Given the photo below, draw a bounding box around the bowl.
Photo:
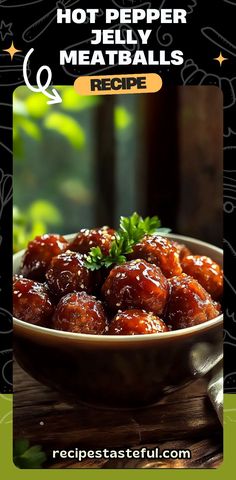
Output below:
[13,234,223,408]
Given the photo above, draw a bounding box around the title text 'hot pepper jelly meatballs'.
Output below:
[21,234,69,281]
[129,235,182,278]
[69,227,116,255]
[102,259,169,315]
[46,251,92,299]
[108,309,169,335]
[53,292,108,334]
[166,274,221,330]
[181,255,223,301]
[13,276,54,327]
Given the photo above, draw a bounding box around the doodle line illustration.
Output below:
[202,27,236,57]
[0,349,12,388]
[226,309,236,323]
[0,53,29,87]
[0,142,12,155]
[225,275,236,296]
[156,24,173,47]
[0,0,44,8]
[223,0,236,6]
[0,20,13,41]
[185,0,198,15]
[0,169,12,220]
[224,329,236,344]
[0,410,12,425]
[2,359,12,386]
[181,58,236,110]
[224,146,236,151]
[22,0,80,43]
[224,127,236,138]
[0,308,12,335]
[112,0,152,7]
[224,372,236,392]
[224,238,236,258]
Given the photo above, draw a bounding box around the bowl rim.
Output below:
[13,233,223,344]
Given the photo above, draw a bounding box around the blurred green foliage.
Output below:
[13,201,62,253]
[13,88,100,159]
[13,87,134,252]
[115,106,132,129]
[45,112,85,149]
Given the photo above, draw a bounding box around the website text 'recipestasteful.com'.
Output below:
[52,447,192,462]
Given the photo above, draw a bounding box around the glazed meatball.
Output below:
[181,255,223,301]
[171,240,191,261]
[69,227,115,255]
[13,276,54,327]
[108,309,169,335]
[46,251,91,299]
[102,259,169,316]
[53,292,108,334]
[21,234,69,281]
[166,274,221,330]
[129,235,182,278]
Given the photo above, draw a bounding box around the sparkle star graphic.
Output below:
[0,20,13,42]
[3,41,22,60]
[214,51,228,66]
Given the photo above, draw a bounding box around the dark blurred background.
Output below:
[13,86,222,252]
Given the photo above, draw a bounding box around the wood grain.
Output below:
[14,362,223,469]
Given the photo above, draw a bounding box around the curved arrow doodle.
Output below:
[23,48,62,105]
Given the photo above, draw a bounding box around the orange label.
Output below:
[74,74,162,96]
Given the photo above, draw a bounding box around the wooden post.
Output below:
[142,88,180,230]
[94,97,116,227]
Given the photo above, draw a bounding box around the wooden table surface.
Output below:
[14,362,223,469]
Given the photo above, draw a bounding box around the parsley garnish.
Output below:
[13,439,47,469]
[85,212,170,271]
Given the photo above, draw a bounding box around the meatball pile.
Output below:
[13,230,223,335]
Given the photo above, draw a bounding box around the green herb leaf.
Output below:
[85,213,171,271]
[13,440,47,469]
[84,246,104,271]
[13,439,30,457]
